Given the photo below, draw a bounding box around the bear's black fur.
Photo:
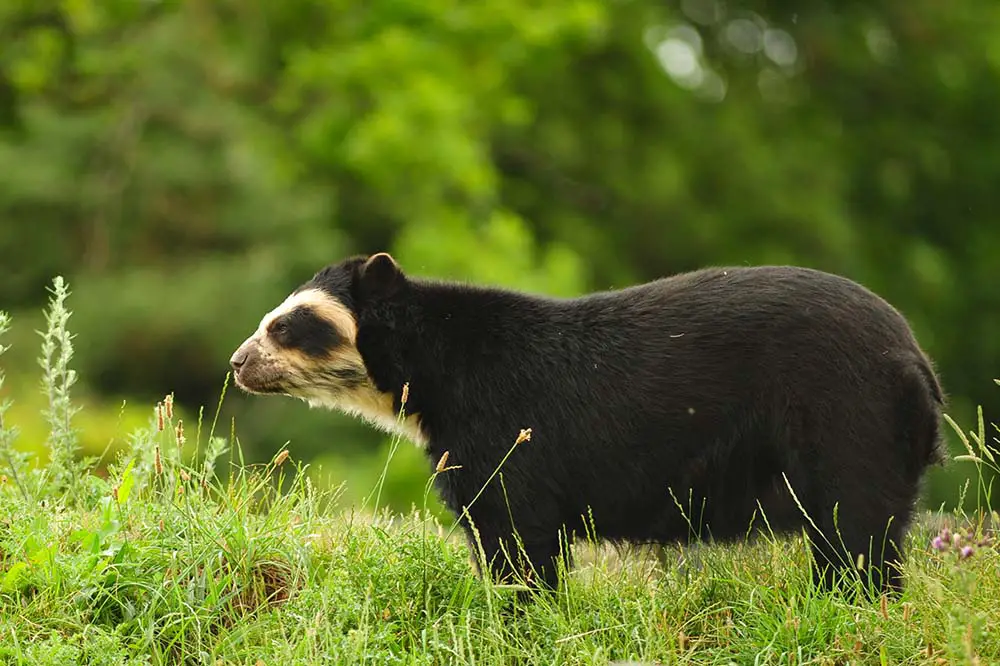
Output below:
[308,254,946,596]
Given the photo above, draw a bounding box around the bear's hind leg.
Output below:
[806,487,913,600]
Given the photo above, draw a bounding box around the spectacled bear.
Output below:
[229,252,946,598]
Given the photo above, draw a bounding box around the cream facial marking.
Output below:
[230,288,427,448]
[256,288,358,346]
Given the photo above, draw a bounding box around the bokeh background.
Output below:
[1,0,997,516]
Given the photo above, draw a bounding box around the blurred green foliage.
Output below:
[1,0,997,511]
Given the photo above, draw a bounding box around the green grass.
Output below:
[1,279,999,665]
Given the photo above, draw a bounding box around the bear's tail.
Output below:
[906,352,948,470]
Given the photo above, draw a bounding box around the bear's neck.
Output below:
[410,278,568,339]
[403,278,597,392]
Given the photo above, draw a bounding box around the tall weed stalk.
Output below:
[37,276,84,497]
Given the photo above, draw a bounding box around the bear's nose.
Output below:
[230,349,249,372]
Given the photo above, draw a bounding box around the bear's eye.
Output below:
[270,306,340,357]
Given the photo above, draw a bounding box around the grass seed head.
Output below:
[435,451,450,473]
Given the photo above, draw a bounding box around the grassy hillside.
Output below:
[1,282,997,665]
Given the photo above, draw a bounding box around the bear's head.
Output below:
[228,252,424,444]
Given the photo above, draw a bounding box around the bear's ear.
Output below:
[358,252,404,299]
